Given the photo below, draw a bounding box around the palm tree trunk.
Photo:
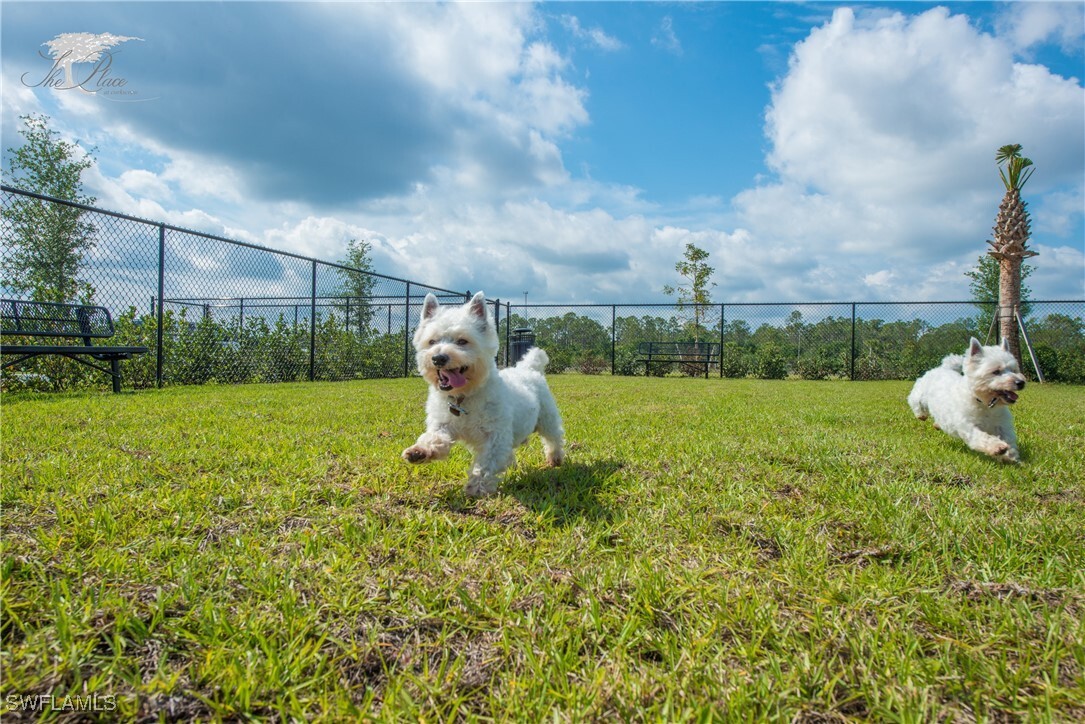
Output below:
[998,256,1022,366]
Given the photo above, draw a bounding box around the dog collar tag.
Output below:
[448,396,467,416]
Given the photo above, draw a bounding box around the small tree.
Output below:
[663,242,716,342]
[2,114,97,303]
[335,238,377,338]
[987,144,1038,366]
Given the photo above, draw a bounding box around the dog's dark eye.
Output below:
[992,368,1002,375]
[427,339,436,346]
[456,338,469,346]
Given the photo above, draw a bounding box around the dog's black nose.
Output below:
[432,353,449,368]
[1016,379,1026,390]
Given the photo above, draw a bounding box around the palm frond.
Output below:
[997,166,1011,191]
[995,148,1034,191]
[995,144,1022,165]
[1016,160,1035,190]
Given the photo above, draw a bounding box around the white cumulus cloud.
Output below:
[997,1,1085,54]
[736,5,1084,300]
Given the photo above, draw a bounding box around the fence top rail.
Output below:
[158,297,1085,312]
[502,300,1083,308]
[163,293,467,305]
[2,184,468,297]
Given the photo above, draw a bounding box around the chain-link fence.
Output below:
[1,186,467,391]
[3,185,1084,391]
[493,299,1085,383]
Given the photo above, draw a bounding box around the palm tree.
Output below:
[987,144,1038,367]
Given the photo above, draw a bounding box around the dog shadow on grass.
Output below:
[505,458,623,525]
[435,458,624,526]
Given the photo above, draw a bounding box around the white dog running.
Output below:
[402,292,566,496]
[907,337,1027,462]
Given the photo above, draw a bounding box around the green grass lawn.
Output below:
[2,376,1083,721]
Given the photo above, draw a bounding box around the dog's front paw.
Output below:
[985,440,1020,463]
[998,446,1021,464]
[402,445,431,464]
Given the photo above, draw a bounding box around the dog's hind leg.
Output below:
[535,395,566,467]
[906,386,929,421]
[465,432,515,497]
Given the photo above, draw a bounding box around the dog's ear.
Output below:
[1000,337,1010,352]
[468,291,488,322]
[967,337,983,357]
[421,294,440,321]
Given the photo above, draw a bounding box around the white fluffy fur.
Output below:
[402,291,565,496]
[907,337,1027,462]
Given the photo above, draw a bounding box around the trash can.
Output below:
[510,327,536,365]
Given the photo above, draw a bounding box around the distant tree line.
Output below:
[498,307,1085,383]
[3,299,1083,393]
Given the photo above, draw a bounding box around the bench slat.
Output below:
[1,299,114,338]
[635,341,721,378]
[1,345,149,357]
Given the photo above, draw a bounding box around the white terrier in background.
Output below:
[402,291,565,497]
[907,337,1027,463]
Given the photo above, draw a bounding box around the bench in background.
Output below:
[636,341,721,379]
[1,299,149,393]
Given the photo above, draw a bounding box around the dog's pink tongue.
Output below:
[440,368,467,388]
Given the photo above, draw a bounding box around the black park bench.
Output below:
[1,299,149,393]
[636,341,721,379]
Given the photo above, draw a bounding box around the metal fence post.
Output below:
[403,282,411,378]
[156,224,165,388]
[719,303,725,378]
[309,260,317,382]
[850,302,857,381]
[611,304,616,376]
[494,298,502,365]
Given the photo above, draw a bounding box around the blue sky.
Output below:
[2,1,1083,304]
